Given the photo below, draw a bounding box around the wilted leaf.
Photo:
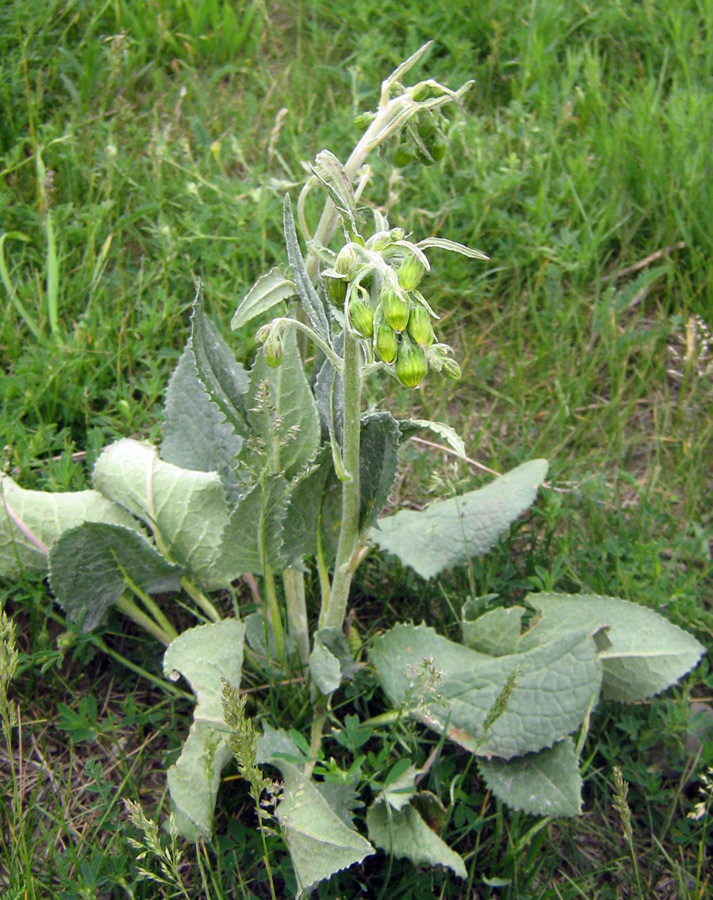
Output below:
[49,523,182,631]
[373,459,548,579]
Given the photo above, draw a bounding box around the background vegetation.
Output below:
[1,0,712,897]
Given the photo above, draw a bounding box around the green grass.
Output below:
[2,0,712,897]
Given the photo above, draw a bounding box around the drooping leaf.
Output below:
[518,593,705,702]
[372,459,549,579]
[230,266,297,332]
[247,329,321,479]
[478,737,583,817]
[160,340,245,505]
[49,523,182,631]
[189,285,251,436]
[398,418,466,459]
[257,731,374,895]
[283,195,332,343]
[0,474,140,578]
[416,236,489,260]
[369,622,602,760]
[366,799,466,879]
[92,439,229,587]
[359,411,401,535]
[163,620,246,839]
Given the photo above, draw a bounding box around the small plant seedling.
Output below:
[0,45,704,895]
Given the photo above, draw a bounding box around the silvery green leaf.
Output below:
[416,237,489,260]
[369,622,602,759]
[283,195,332,344]
[0,474,140,578]
[310,633,342,696]
[189,285,251,436]
[478,738,583,817]
[49,523,182,631]
[373,459,548,579]
[462,604,525,655]
[247,329,321,479]
[257,737,374,895]
[161,340,245,505]
[398,418,466,459]
[314,349,344,446]
[230,266,297,332]
[518,593,705,702]
[366,799,466,879]
[163,620,246,839]
[92,439,229,587]
[358,411,400,535]
[311,150,361,235]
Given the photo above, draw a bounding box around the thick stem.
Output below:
[181,576,222,623]
[115,593,174,646]
[122,571,178,642]
[320,332,362,631]
[283,567,309,670]
[264,564,285,661]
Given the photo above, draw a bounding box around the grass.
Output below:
[1,0,712,896]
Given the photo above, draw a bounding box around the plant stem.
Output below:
[283,567,309,670]
[263,565,285,661]
[321,331,362,631]
[115,592,174,646]
[122,571,178,642]
[180,576,222,623]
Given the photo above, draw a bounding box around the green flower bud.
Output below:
[353,111,376,129]
[349,300,374,338]
[369,230,391,252]
[394,143,415,167]
[263,334,283,368]
[416,111,438,142]
[395,339,428,388]
[407,305,435,347]
[375,323,398,363]
[335,245,358,279]
[325,275,347,305]
[430,129,448,161]
[397,256,425,292]
[389,227,405,242]
[380,288,410,332]
[441,357,462,380]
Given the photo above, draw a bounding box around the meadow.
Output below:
[1,1,712,897]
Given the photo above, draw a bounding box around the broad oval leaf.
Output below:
[49,522,183,632]
[92,439,229,587]
[369,622,602,760]
[478,737,583,817]
[373,459,548,579]
[0,474,139,578]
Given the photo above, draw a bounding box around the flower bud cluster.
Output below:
[393,109,448,168]
[322,226,461,389]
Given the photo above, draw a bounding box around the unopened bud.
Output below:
[375,323,399,363]
[395,339,428,388]
[263,334,283,367]
[394,143,415,167]
[325,275,347,305]
[380,288,410,332]
[349,300,374,338]
[407,305,435,347]
[441,357,462,380]
[389,227,405,242]
[369,231,391,252]
[397,256,425,292]
[335,245,358,279]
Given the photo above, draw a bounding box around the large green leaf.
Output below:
[366,800,466,879]
[92,439,229,587]
[0,474,139,578]
[163,620,246,839]
[359,411,401,535]
[247,329,321,479]
[519,593,705,702]
[478,738,583,817]
[372,459,548,579]
[369,622,602,760]
[161,340,245,505]
[230,266,297,332]
[257,728,374,895]
[49,523,182,631]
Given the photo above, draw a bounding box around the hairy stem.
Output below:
[180,576,222,623]
[321,331,362,631]
[283,567,309,670]
[115,592,174,646]
[122,570,179,642]
[264,564,285,661]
